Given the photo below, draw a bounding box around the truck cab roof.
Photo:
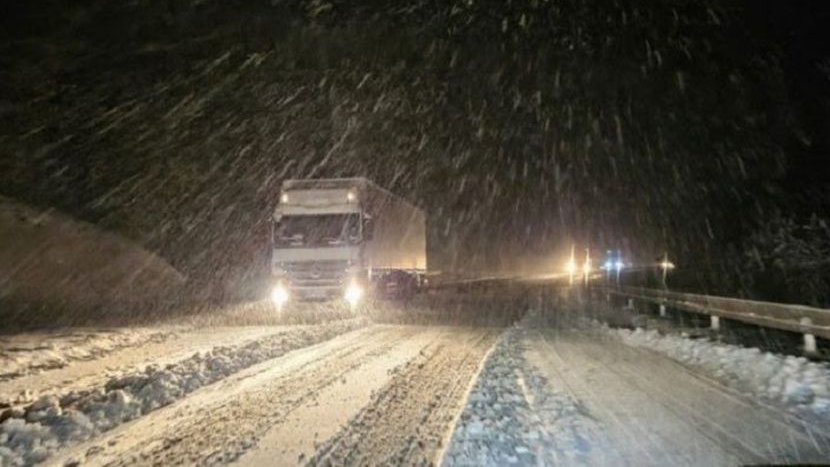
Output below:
[282,178,369,191]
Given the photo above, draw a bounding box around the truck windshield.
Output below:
[273,214,361,247]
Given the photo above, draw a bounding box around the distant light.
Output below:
[615,260,624,272]
[565,245,577,284]
[280,193,289,203]
[565,258,577,275]
[582,258,592,275]
[660,260,675,270]
[346,190,356,202]
[603,260,613,271]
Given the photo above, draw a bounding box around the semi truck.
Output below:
[270,178,426,308]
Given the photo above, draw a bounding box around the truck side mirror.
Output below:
[364,218,374,241]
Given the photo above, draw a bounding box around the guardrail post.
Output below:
[659,303,666,317]
[710,315,720,331]
[801,318,817,356]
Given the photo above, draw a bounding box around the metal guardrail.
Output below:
[424,274,519,289]
[598,286,830,341]
[422,275,830,349]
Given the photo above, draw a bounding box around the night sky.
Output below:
[1,0,828,301]
[747,1,830,202]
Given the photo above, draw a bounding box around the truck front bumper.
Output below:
[270,281,365,307]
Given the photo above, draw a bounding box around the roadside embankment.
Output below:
[0,197,185,329]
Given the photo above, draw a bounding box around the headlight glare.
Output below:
[344,281,363,307]
[271,283,289,307]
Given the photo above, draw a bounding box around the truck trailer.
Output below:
[270,178,426,307]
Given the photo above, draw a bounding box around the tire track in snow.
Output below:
[443,326,606,466]
[309,328,498,466]
[0,319,365,466]
[48,325,428,465]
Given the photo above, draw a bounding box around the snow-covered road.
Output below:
[30,325,497,466]
[445,317,830,466]
[0,319,367,465]
[3,299,830,466]
[527,328,828,464]
[0,326,302,408]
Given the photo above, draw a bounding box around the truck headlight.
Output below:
[344,281,363,307]
[271,282,289,307]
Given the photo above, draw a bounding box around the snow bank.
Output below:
[0,328,174,385]
[0,319,364,466]
[603,325,830,421]
[443,327,600,466]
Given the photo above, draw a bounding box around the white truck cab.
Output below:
[270,178,426,307]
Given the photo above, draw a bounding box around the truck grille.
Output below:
[282,260,349,288]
